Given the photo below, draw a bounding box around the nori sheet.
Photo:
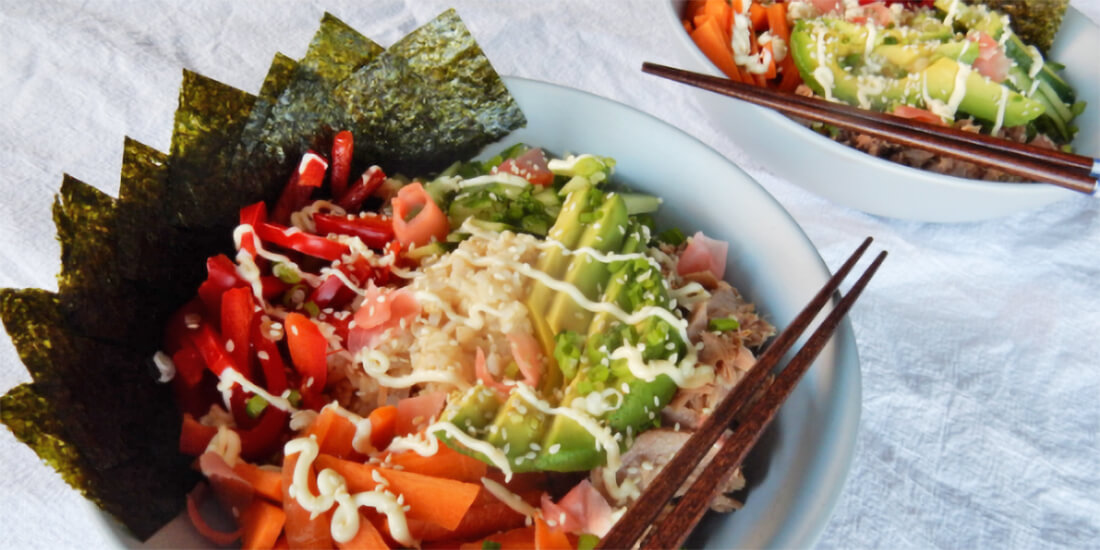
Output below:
[334,8,525,175]
[166,70,256,230]
[0,287,195,540]
[240,13,384,206]
[1,8,528,542]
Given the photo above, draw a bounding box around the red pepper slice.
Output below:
[173,345,206,388]
[197,254,248,322]
[313,212,394,250]
[330,131,354,198]
[220,287,255,377]
[252,323,289,394]
[238,201,268,258]
[336,165,386,212]
[284,313,328,410]
[254,222,350,261]
[188,322,239,378]
[238,408,289,460]
[164,298,204,355]
[272,151,328,224]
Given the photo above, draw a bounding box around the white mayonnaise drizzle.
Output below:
[610,344,714,390]
[215,367,298,413]
[481,477,539,518]
[356,348,470,390]
[284,437,414,545]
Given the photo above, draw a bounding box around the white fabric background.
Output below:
[1,1,1098,548]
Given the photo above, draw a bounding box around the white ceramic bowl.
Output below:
[102,76,861,549]
[662,2,1099,222]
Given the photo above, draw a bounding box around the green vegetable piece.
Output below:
[657,227,686,246]
[577,533,601,550]
[482,541,503,550]
[709,317,741,332]
[273,262,302,284]
[246,395,269,418]
[620,192,662,215]
[553,330,585,381]
[287,389,303,408]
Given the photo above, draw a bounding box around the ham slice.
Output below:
[348,281,420,353]
[539,479,614,537]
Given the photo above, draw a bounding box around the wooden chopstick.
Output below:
[641,248,888,549]
[641,62,1099,195]
[596,237,880,549]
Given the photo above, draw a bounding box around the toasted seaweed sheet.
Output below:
[241,13,384,205]
[335,9,525,175]
[982,0,1068,52]
[167,70,257,230]
[2,8,526,541]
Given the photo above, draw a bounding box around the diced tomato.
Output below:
[494,147,554,186]
[969,31,1010,83]
[313,212,394,250]
[391,182,449,248]
[330,131,354,198]
[891,104,948,126]
[254,222,350,261]
[336,165,386,212]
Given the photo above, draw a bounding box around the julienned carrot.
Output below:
[282,452,334,549]
[384,441,488,483]
[239,498,286,550]
[412,487,541,542]
[534,517,573,550]
[762,41,778,80]
[699,0,732,35]
[336,513,389,550]
[767,2,803,92]
[232,461,283,503]
[313,454,481,531]
[749,2,768,30]
[368,405,398,449]
[307,407,363,460]
[459,526,537,550]
[690,17,744,83]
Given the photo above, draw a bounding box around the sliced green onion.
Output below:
[286,389,302,408]
[303,301,321,317]
[245,395,269,418]
[481,541,502,550]
[577,534,600,550]
[273,262,301,284]
[657,227,686,246]
[708,317,741,332]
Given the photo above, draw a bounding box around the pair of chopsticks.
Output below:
[597,237,886,550]
[642,62,1099,195]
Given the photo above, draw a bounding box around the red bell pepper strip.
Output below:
[330,131,354,198]
[284,313,328,410]
[173,345,206,388]
[188,322,240,378]
[254,222,349,262]
[238,407,289,460]
[308,256,373,310]
[220,287,255,377]
[251,323,289,394]
[336,165,386,212]
[198,254,249,322]
[238,201,268,258]
[272,151,328,224]
[164,298,204,355]
[313,212,394,250]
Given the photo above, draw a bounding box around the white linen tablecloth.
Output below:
[2,1,1097,548]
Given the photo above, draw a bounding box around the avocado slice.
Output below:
[790,17,1044,126]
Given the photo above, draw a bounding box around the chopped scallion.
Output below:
[273,262,301,284]
[708,317,741,332]
[245,395,268,418]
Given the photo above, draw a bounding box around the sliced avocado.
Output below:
[543,193,628,336]
[525,186,599,357]
[790,17,1044,125]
